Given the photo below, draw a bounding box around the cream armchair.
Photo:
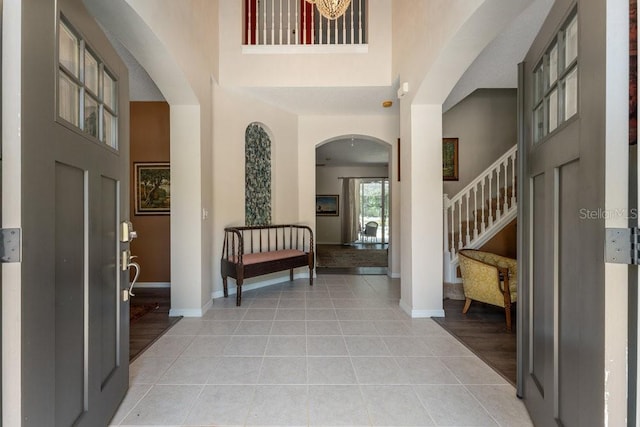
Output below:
[458,249,517,331]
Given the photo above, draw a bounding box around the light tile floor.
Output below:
[110,275,533,427]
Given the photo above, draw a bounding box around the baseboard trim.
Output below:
[399,299,445,318]
[212,272,312,299]
[169,298,213,318]
[388,271,401,279]
[135,282,171,288]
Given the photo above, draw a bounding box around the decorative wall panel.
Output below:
[245,123,272,225]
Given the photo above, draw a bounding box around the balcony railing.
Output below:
[244,0,367,46]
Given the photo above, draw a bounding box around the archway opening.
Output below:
[315,135,391,273]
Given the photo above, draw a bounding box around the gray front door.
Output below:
[519,0,629,425]
[11,0,130,424]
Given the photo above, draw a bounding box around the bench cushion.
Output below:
[237,249,306,265]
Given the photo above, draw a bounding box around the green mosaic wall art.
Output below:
[245,123,272,226]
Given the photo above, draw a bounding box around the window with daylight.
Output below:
[533,10,578,143]
[58,18,118,149]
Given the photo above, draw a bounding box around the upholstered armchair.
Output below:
[458,249,517,331]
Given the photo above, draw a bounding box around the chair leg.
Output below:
[462,298,472,314]
[504,302,512,332]
[222,276,228,298]
[236,279,243,306]
[290,268,294,281]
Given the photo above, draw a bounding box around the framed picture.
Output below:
[316,195,339,216]
[443,138,459,181]
[134,162,170,215]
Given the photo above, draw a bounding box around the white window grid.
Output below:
[57,17,118,150]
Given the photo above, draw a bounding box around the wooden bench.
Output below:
[221,224,314,306]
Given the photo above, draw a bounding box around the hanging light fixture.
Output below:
[314,0,352,20]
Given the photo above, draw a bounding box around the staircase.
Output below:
[443,144,517,283]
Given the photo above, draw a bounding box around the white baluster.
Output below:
[311,7,315,44]
[287,0,291,44]
[481,180,486,233]
[488,173,494,227]
[443,194,450,253]
[358,0,363,43]
[279,0,283,45]
[457,199,463,250]
[511,152,517,207]
[319,15,324,44]
[263,0,267,44]
[450,201,456,256]
[495,167,501,221]
[465,193,471,246]
[271,0,275,44]
[334,15,338,44]
[350,1,354,43]
[294,0,299,44]
[342,8,346,44]
[503,160,509,213]
[473,186,479,240]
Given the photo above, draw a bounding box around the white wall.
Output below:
[315,164,389,244]
[218,0,392,87]
[211,84,300,295]
[121,0,219,315]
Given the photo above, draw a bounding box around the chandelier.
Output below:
[305,0,352,20]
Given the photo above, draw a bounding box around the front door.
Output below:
[3,0,130,424]
[519,0,629,425]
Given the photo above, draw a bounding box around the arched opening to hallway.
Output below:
[315,135,392,274]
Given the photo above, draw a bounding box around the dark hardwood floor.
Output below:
[129,287,181,361]
[433,298,517,385]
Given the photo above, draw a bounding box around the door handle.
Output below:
[127,258,140,297]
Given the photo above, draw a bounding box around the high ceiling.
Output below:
[107,0,554,168]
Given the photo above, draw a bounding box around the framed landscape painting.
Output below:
[316,195,339,216]
[443,138,459,181]
[135,162,170,215]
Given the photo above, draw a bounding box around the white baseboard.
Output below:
[169,298,213,318]
[135,282,171,288]
[388,271,401,279]
[212,272,312,299]
[399,299,445,318]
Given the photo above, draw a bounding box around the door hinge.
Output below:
[0,228,21,263]
[605,227,639,264]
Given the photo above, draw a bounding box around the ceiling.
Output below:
[316,137,390,167]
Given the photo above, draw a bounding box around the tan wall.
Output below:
[130,101,171,283]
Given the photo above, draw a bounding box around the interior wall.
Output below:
[442,88,517,197]
[315,164,389,244]
[130,102,171,283]
[211,84,300,296]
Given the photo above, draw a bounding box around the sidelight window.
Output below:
[533,11,578,143]
[57,18,118,149]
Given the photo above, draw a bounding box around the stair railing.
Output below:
[443,144,517,282]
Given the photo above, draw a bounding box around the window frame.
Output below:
[57,16,119,150]
[532,9,578,144]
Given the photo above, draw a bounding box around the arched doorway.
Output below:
[315,135,391,273]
